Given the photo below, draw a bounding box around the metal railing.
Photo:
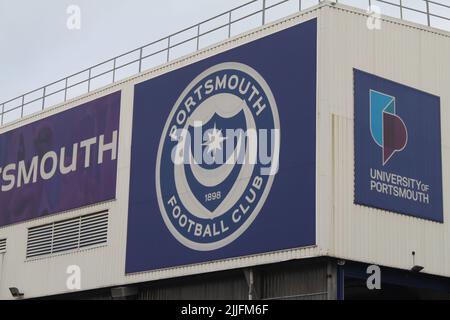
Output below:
[1,0,449,126]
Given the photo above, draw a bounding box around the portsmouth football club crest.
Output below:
[156,62,280,251]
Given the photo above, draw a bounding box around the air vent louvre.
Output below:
[0,238,6,253]
[26,211,108,258]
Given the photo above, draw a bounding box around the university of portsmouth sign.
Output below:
[126,19,317,272]
[354,69,443,222]
[0,92,121,227]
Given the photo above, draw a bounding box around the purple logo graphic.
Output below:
[370,90,408,165]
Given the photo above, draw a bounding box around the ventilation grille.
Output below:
[26,211,108,258]
[0,238,6,254]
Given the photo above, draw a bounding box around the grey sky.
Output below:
[0,0,249,102]
[0,0,449,106]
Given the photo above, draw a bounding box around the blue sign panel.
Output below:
[0,92,120,227]
[354,69,443,222]
[126,19,317,273]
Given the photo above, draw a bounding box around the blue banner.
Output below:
[0,92,120,227]
[354,69,443,222]
[126,19,317,272]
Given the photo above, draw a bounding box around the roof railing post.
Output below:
[196,24,201,51]
[21,95,25,118]
[399,0,403,19]
[112,58,116,83]
[167,36,171,62]
[426,0,431,27]
[87,68,92,92]
[1,103,4,125]
[64,78,68,102]
[139,48,143,73]
[262,0,266,25]
[228,11,232,38]
[42,87,46,110]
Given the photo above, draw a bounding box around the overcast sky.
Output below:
[0,0,250,103]
[0,0,449,106]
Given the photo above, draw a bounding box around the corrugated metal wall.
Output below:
[259,261,328,300]
[317,4,450,277]
[138,271,248,300]
[137,260,329,300]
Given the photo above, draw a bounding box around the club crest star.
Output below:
[202,124,227,156]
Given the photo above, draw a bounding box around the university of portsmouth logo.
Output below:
[370,90,408,165]
[156,62,280,251]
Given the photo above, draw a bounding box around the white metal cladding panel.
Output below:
[316,4,450,277]
[0,6,325,299]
